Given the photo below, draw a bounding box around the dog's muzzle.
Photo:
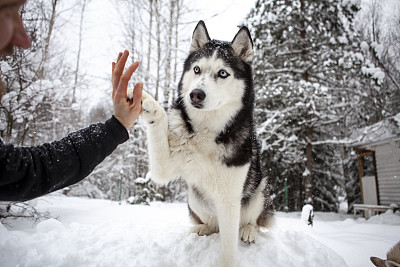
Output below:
[190,89,206,109]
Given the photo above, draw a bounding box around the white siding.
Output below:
[374,140,400,205]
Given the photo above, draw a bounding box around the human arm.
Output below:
[0,50,143,201]
[0,116,128,201]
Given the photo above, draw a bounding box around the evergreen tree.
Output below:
[247,0,368,211]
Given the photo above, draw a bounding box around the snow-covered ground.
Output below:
[1,195,399,267]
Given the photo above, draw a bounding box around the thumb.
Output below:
[131,83,143,106]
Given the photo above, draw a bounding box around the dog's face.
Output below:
[180,21,254,112]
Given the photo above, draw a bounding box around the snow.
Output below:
[303,168,311,177]
[370,42,384,59]
[337,36,348,44]
[1,195,399,267]
[135,177,150,185]
[360,41,369,53]
[349,112,400,147]
[0,61,12,73]
[361,65,385,84]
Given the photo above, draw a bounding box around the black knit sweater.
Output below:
[0,116,128,201]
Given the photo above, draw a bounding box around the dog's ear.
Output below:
[386,260,400,267]
[370,257,386,267]
[231,26,254,63]
[190,20,211,52]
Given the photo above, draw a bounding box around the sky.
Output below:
[191,0,257,40]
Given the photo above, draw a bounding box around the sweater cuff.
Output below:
[106,116,129,144]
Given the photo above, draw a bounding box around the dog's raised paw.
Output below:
[141,91,165,124]
[127,87,134,101]
[240,224,258,244]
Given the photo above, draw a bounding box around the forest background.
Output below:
[0,0,399,213]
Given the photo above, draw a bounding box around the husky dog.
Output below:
[137,20,274,267]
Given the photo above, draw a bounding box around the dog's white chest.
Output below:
[169,129,222,169]
[167,121,249,194]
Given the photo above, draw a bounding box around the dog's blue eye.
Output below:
[218,70,229,79]
[194,66,201,74]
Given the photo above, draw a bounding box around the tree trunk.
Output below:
[69,0,87,133]
[172,0,180,102]
[72,0,87,104]
[163,0,176,110]
[38,0,58,79]
[300,0,313,205]
[145,0,153,84]
[154,0,161,101]
[304,126,313,204]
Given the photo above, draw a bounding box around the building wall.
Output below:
[374,140,400,206]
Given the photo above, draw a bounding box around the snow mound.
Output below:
[365,210,400,225]
[241,230,347,267]
[0,197,348,267]
[3,196,400,267]
[0,221,346,267]
[36,218,65,233]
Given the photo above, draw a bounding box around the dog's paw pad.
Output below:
[240,224,258,244]
[141,91,164,124]
[127,87,134,100]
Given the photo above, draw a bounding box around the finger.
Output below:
[130,82,143,108]
[130,61,140,74]
[112,51,129,97]
[113,51,127,80]
[116,51,123,63]
[115,50,129,73]
[112,52,122,75]
[115,61,140,100]
[112,61,116,99]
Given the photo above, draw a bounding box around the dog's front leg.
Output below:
[141,91,176,184]
[216,200,241,267]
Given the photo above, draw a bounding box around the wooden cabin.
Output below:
[351,114,400,218]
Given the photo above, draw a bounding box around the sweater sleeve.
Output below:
[0,116,129,202]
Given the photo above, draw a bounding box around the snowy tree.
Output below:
[246,0,375,211]
[127,173,164,205]
[356,0,400,119]
[0,0,76,146]
[112,0,191,202]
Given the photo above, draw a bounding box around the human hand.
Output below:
[112,50,143,130]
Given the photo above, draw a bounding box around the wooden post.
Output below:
[356,150,365,204]
[372,151,380,205]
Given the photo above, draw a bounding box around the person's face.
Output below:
[0,0,31,56]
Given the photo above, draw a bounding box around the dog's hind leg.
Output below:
[188,198,219,236]
[239,183,264,243]
[189,224,218,236]
[256,182,275,229]
[240,180,275,243]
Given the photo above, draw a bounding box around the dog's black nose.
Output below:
[190,89,206,103]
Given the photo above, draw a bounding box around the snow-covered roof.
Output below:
[350,113,400,148]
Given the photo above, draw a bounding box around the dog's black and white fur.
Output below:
[136,21,274,267]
